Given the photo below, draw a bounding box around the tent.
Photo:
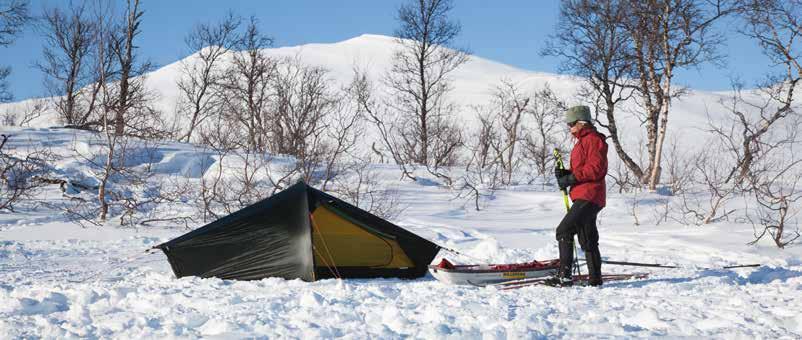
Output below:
[155,181,440,281]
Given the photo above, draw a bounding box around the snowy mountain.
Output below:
[0,34,742,149]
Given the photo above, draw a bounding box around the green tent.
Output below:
[156,181,440,281]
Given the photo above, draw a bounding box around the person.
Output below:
[546,105,608,287]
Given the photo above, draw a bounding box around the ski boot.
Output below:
[586,250,603,287]
[545,238,575,287]
[543,274,573,287]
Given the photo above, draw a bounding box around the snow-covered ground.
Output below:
[1,126,801,338]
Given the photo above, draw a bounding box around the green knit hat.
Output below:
[565,105,592,124]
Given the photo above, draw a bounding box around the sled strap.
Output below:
[440,245,486,263]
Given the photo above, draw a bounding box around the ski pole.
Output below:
[553,148,571,212]
[598,260,677,269]
[722,264,761,269]
[581,259,762,270]
[553,148,580,278]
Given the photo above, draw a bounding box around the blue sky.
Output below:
[2,0,772,101]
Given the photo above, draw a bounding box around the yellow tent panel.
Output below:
[311,206,414,268]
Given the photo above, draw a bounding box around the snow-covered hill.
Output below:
[0,34,744,150]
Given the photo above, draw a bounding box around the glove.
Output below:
[557,174,577,190]
[554,167,571,181]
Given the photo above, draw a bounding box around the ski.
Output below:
[488,272,649,290]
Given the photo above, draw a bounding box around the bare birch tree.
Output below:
[0,98,46,126]
[176,12,240,142]
[67,0,164,223]
[331,157,405,220]
[37,1,98,127]
[547,0,732,190]
[456,105,504,211]
[623,0,731,190]
[317,73,367,190]
[544,0,639,180]
[385,0,468,182]
[0,0,29,103]
[521,84,567,181]
[352,67,417,179]
[748,155,802,248]
[269,57,354,186]
[194,112,275,220]
[489,79,529,185]
[681,0,802,228]
[735,0,802,183]
[107,0,154,136]
[269,59,332,156]
[218,16,276,152]
[0,134,54,212]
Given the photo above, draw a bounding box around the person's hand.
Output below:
[557,174,577,190]
[554,167,571,180]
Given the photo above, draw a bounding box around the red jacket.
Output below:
[569,127,608,207]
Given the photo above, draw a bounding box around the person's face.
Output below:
[568,121,582,135]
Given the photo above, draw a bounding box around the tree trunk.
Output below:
[648,12,674,191]
[648,95,670,190]
[418,49,429,165]
[98,133,114,221]
[604,97,646,180]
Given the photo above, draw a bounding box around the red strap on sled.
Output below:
[436,258,455,269]
[490,259,560,271]
[435,258,559,271]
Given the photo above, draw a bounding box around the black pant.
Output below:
[555,199,602,282]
